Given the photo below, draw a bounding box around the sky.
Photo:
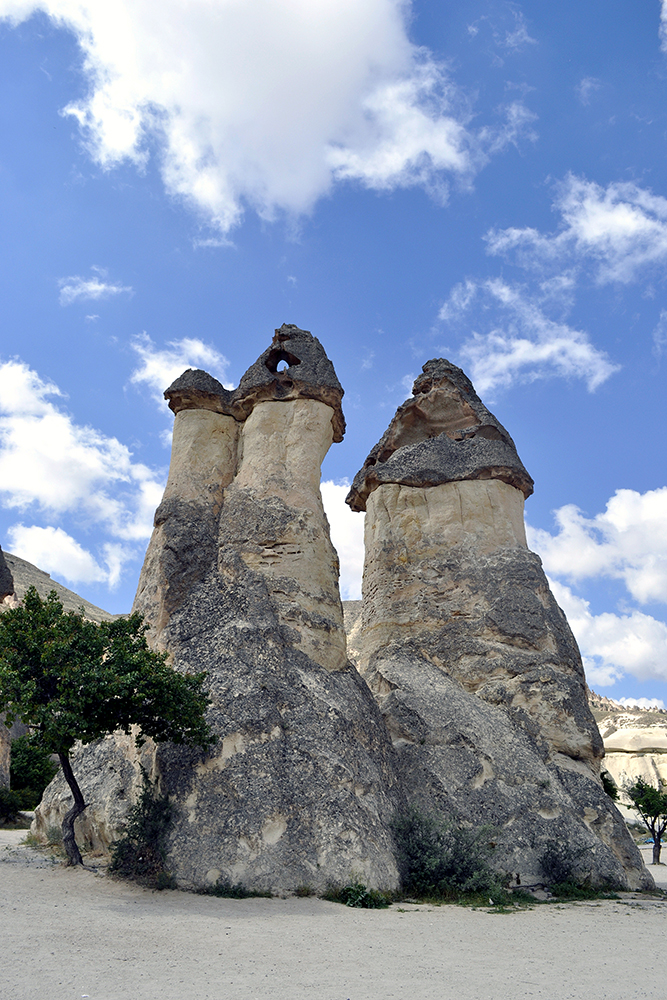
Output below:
[0,0,666,708]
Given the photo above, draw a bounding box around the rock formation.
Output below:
[590,700,667,805]
[346,359,651,889]
[34,343,652,892]
[38,325,400,892]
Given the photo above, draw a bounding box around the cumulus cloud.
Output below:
[440,277,618,394]
[661,1,667,53]
[549,579,667,687]
[0,0,534,233]
[617,697,666,711]
[7,523,109,585]
[528,487,667,606]
[58,266,132,305]
[486,174,667,284]
[130,333,231,404]
[0,358,165,585]
[321,480,364,600]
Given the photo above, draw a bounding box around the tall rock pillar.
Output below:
[132,325,399,891]
[347,359,651,889]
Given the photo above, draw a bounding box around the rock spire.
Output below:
[39,326,400,892]
[345,358,651,889]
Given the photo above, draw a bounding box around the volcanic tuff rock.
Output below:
[591,702,667,806]
[38,325,400,892]
[345,359,651,890]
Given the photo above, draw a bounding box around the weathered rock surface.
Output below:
[1,551,117,623]
[346,359,651,890]
[38,326,400,892]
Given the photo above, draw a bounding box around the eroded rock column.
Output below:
[39,326,400,893]
[347,359,651,890]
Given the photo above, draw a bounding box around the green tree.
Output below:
[10,733,58,809]
[0,586,214,866]
[626,777,667,865]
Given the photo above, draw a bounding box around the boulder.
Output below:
[345,359,652,889]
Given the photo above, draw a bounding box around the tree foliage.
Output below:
[626,777,667,866]
[0,586,214,865]
[10,734,58,809]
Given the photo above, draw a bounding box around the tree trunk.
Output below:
[653,837,661,866]
[58,752,86,867]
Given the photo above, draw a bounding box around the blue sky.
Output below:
[1,0,666,707]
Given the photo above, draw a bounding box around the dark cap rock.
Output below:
[234,324,345,441]
[165,369,235,416]
[164,325,345,442]
[346,358,533,511]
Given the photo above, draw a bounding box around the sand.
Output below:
[1,829,666,1000]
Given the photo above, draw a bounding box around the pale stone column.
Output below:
[133,407,239,647]
[229,398,346,672]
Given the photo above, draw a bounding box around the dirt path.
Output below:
[1,830,666,1000]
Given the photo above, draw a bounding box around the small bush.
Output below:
[539,839,591,887]
[391,808,507,902]
[601,770,619,801]
[109,769,175,890]
[202,877,271,899]
[46,824,63,846]
[321,881,391,908]
[10,735,58,809]
[0,787,22,824]
[294,884,315,897]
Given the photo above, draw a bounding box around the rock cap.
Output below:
[346,358,533,511]
[165,325,345,442]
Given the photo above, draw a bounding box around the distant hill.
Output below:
[2,552,120,624]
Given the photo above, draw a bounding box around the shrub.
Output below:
[201,878,272,899]
[601,770,619,801]
[10,735,58,810]
[539,839,591,887]
[109,769,176,889]
[391,808,506,902]
[321,881,391,908]
[0,787,22,824]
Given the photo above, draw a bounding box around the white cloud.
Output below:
[653,309,667,357]
[528,487,667,606]
[486,174,667,284]
[576,77,601,105]
[617,697,666,711]
[0,358,165,585]
[130,333,231,403]
[321,480,364,600]
[466,5,537,54]
[58,267,132,305]
[501,7,536,51]
[549,579,667,687]
[7,524,109,586]
[661,1,667,53]
[440,277,618,394]
[0,0,534,233]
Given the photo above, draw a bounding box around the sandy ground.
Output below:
[1,830,666,1000]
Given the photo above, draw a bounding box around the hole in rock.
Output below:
[265,348,301,374]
